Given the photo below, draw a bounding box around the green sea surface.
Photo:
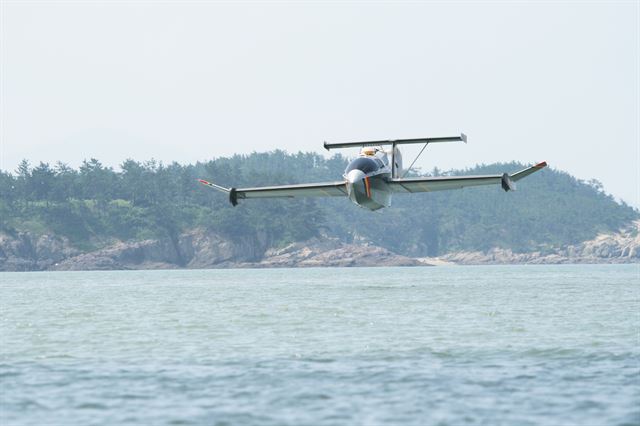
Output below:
[1,265,638,425]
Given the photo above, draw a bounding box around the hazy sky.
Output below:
[1,1,638,206]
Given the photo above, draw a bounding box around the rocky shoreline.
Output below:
[424,221,640,265]
[0,231,422,271]
[1,222,638,272]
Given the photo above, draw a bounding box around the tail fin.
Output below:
[390,146,403,178]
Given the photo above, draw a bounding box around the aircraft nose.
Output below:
[346,169,366,184]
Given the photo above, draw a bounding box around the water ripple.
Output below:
[0,265,638,426]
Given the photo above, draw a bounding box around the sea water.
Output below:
[0,265,638,426]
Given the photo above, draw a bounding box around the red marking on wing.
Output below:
[535,161,548,168]
[198,179,211,185]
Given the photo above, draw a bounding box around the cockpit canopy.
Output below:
[360,146,378,156]
[345,157,384,174]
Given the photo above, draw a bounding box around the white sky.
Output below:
[1,1,638,206]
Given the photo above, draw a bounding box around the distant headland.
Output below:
[1,152,637,271]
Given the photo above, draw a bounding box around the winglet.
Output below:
[461,133,468,143]
[510,161,548,182]
[198,179,231,193]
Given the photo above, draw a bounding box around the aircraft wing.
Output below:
[388,162,547,193]
[198,179,348,206]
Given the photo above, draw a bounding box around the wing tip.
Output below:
[535,161,548,169]
[198,178,231,193]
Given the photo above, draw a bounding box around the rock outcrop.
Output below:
[424,221,640,265]
[177,230,268,268]
[248,238,422,268]
[52,230,269,271]
[579,222,640,259]
[0,233,80,271]
[53,239,179,271]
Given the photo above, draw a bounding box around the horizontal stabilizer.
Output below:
[324,134,467,150]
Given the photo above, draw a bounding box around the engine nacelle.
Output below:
[501,173,516,192]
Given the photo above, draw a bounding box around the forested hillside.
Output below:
[0,152,636,257]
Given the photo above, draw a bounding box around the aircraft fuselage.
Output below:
[344,148,394,211]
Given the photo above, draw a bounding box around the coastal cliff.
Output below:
[1,222,637,271]
[0,229,421,271]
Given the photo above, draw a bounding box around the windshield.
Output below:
[345,157,381,174]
